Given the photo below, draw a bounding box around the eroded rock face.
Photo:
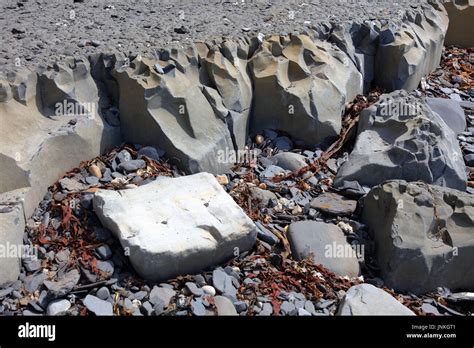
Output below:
[249,35,363,145]
[335,91,467,191]
[0,59,121,285]
[444,0,474,48]
[93,173,257,282]
[113,55,236,174]
[0,59,121,218]
[330,21,379,92]
[361,180,474,294]
[374,2,448,91]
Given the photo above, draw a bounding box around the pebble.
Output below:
[310,192,357,216]
[304,300,317,315]
[212,269,238,300]
[24,273,48,293]
[42,212,50,227]
[89,164,102,178]
[255,134,264,145]
[83,295,113,316]
[216,174,229,185]
[137,146,161,162]
[96,287,110,301]
[59,177,86,192]
[23,258,42,272]
[46,299,71,316]
[131,291,147,301]
[255,222,279,245]
[85,176,100,185]
[280,301,297,316]
[43,269,80,297]
[96,260,114,276]
[257,303,273,316]
[201,285,216,296]
[233,301,248,313]
[194,274,206,287]
[465,154,474,166]
[96,245,113,260]
[185,282,204,297]
[118,160,146,173]
[141,301,153,316]
[114,150,132,165]
[149,286,175,308]
[191,299,207,316]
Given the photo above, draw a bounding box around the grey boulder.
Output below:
[335,92,467,191]
[288,221,360,277]
[361,180,474,294]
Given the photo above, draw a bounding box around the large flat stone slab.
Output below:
[93,173,257,281]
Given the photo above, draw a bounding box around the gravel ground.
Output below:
[0,0,428,72]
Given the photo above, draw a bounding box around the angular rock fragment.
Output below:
[361,180,474,294]
[335,92,467,191]
[310,192,357,216]
[93,173,257,281]
[288,221,360,277]
[337,284,415,315]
